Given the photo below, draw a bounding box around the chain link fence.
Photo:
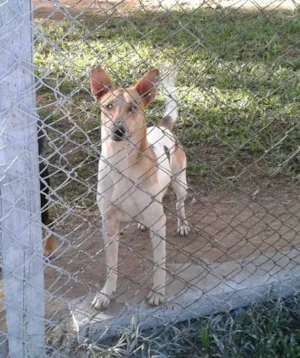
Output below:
[1,0,300,356]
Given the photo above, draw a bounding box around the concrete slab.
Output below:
[70,249,300,343]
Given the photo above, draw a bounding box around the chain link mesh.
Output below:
[1,0,300,356]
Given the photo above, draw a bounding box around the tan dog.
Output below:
[90,67,189,309]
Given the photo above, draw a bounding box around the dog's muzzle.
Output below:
[111,125,126,141]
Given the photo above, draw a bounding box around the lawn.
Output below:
[34,7,300,208]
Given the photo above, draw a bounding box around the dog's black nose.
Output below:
[111,125,126,141]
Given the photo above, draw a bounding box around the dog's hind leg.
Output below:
[171,169,190,236]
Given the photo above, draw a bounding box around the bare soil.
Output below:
[44,183,300,320]
[33,0,297,20]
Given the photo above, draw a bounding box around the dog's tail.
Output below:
[159,70,178,131]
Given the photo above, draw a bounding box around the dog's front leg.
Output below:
[146,212,167,306]
[92,213,120,309]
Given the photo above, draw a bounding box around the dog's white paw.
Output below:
[137,223,147,232]
[146,290,166,306]
[177,222,190,236]
[91,292,111,310]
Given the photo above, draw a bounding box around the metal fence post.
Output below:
[0,0,45,357]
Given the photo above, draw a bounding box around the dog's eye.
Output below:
[129,105,137,113]
[105,103,113,110]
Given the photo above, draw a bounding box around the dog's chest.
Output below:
[97,158,148,218]
[98,159,133,194]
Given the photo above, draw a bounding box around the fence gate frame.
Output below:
[0,0,45,357]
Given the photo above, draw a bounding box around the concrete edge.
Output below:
[69,249,300,343]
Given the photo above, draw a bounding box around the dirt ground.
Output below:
[43,182,300,320]
[33,0,298,20]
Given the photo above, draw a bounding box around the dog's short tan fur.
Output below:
[90,67,189,309]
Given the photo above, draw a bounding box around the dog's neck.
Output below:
[101,126,157,176]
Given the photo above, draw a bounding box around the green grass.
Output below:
[47,295,300,357]
[34,8,300,206]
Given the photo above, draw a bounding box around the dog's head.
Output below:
[90,67,159,142]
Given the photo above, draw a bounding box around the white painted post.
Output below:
[0,0,46,357]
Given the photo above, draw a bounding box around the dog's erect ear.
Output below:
[134,69,159,107]
[90,67,113,100]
